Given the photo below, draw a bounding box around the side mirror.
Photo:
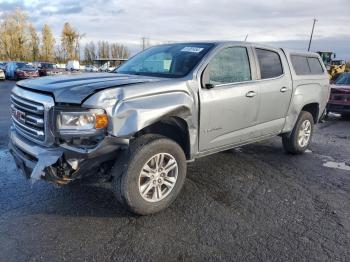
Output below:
[201,65,214,89]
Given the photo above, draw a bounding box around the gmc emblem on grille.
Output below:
[12,107,26,123]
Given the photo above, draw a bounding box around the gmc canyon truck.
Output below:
[9,42,330,215]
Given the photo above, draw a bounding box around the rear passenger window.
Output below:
[307,57,324,74]
[291,55,324,75]
[255,48,283,79]
[291,56,310,75]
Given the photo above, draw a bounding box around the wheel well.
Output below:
[301,103,319,123]
[134,117,191,159]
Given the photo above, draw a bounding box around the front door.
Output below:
[199,46,260,152]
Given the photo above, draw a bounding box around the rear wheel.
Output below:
[282,111,314,154]
[112,134,187,215]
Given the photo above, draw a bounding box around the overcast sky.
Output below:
[1,0,350,59]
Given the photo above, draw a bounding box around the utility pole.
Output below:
[308,18,317,51]
[142,37,145,51]
[141,37,148,51]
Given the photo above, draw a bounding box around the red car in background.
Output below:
[37,62,62,76]
[327,73,350,117]
[5,62,39,80]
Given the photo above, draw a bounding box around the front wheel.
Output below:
[282,111,314,154]
[112,134,187,215]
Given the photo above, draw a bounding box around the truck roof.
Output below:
[157,41,320,56]
[282,48,321,57]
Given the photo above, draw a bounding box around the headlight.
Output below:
[57,109,108,133]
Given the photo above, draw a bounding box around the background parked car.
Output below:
[65,60,80,71]
[0,69,5,80]
[5,62,39,80]
[85,65,98,72]
[99,62,116,72]
[37,62,62,76]
[0,61,7,70]
[327,72,350,117]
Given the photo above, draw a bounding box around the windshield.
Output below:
[332,60,344,66]
[41,63,56,69]
[318,52,332,67]
[115,43,214,78]
[335,74,350,85]
[17,62,34,69]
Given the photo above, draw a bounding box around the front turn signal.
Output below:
[94,114,108,129]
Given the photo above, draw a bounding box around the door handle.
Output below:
[246,91,256,98]
[280,87,288,93]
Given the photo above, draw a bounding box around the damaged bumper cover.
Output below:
[8,126,127,184]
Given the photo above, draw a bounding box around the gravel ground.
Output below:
[0,80,349,262]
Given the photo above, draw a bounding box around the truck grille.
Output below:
[11,86,55,146]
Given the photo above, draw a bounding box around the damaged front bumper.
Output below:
[9,126,128,184]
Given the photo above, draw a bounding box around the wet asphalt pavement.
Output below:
[0,80,349,261]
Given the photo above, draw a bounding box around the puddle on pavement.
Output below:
[305,149,312,153]
[323,161,350,171]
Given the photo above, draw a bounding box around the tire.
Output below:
[324,109,329,119]
[112,134,187,215]
[282,111,314,154]
[341,114,350,120]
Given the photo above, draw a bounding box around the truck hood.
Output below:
[17,73,164,104]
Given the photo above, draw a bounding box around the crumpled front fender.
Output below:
[82,81,199,158]
[110,91,194,137]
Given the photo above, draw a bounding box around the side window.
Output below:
[255,48,283,79]
[307,57,324,74]
[291,55,310,75]
[291,55,324,75]
[208,47,251,85]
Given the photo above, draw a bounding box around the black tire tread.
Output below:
[282,111,314,154]
[111,134,186,215]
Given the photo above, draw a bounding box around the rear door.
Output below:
[253,47,293,135]
[199,45,261,151]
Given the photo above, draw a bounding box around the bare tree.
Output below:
[110,42,130,59]
[41,24,55,62]
[98,41,110,58]
[54,45,65,63]
[27,23,40,61]
[84,41,97,64]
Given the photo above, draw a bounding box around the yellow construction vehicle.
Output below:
[317,51,347,80]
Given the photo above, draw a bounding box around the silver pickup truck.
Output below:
[9,41,330,215]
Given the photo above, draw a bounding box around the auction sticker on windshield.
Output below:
[181,47,204,53]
